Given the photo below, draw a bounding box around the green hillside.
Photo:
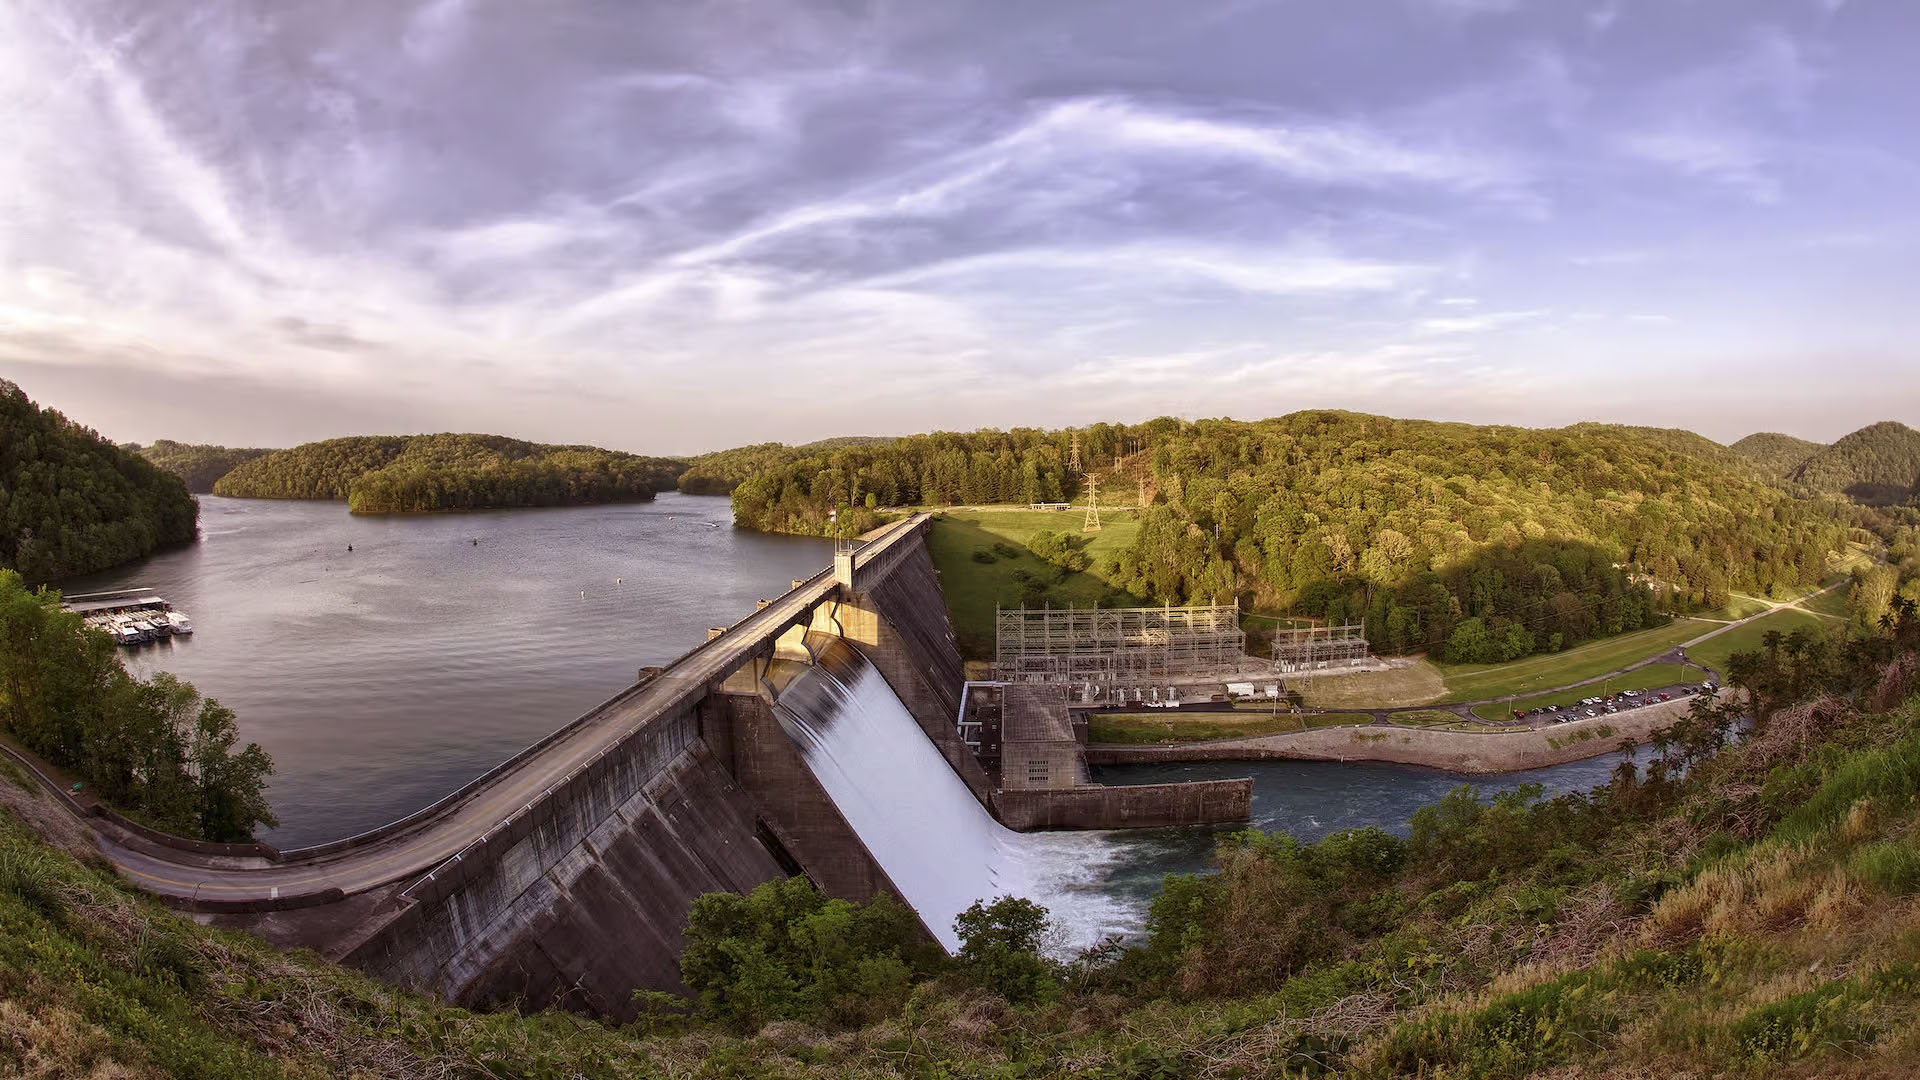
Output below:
[131,439,277,493]
[1731,431,1824,478]
[1790,421,1920,504]
[211,434,688,512]
[0,380,198,581]
[731,413,1848,663]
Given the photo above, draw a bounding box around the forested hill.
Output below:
[211,434,689,512]
[678,436,898,495]
[130,439,276,492]
[1729,431,1824,478]
[729,413,1849,660]
[1788,420,1920,504]
[0,380,198,581]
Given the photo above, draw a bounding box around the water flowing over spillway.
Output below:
[774,643,1138,955]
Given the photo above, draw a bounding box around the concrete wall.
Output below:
[993,778,1252,830]
[707,690,912,911]
[345,706,784,1018]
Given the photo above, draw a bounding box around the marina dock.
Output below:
[61,587,192,646]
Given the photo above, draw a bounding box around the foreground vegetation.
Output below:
[0,381,198,582]
[212,434,688,512]
[5,602,1920,1076]
[0,572,274,841]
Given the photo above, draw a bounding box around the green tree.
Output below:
[954,895,1057,1003]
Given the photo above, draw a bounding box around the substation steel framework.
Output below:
[1268,623,1372,674]
[992,603,1249,683]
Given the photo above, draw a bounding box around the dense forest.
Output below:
[1730,430,1824,479]
[679,436,898,495]
[1788,420,1920,504]
[0,571,276,840]
[0,381,199,583]
[3,610,1918,1076]
[730,413,1847,661]
[129,439,276,493]
[212,433,688,512]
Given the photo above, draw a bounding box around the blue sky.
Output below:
[1,0,1915,451]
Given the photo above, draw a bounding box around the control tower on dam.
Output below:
[16,512,1246,1018]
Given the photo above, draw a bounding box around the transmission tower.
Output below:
[1083,475,1102,532]
[1067,429,1082,474]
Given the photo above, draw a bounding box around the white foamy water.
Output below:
[774,645,1141,956]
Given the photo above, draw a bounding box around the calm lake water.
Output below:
[64,493,832,847]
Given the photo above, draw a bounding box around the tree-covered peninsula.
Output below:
[211,433,689,512]
[0,381,198,582]
[129,439,276,493]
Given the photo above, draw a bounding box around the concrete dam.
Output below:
[40,514,1248,1017]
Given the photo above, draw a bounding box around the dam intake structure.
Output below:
[26,513,1246,1017]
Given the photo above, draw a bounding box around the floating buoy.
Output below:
[616,577,622,584]
[580,590,586,599]
[346,544,353,552]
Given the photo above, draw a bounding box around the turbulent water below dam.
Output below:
[72,496,1636,949]
[774,640,1633,955]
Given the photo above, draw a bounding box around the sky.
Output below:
[1,0,1917,454]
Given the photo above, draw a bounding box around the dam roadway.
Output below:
[92,514,931,906]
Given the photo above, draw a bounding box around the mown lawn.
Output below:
[1801,585,1854,619]
[1468,663,1699,723]
[1436,619,1715,703]
[926,509,1143,658]
[1686,607,1830,678]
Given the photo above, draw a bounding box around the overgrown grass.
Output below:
[1436,620,1713,703]
[1297,661,1447,709]
[1686,606,1829,678]
[925,510,1142,657]
[1468,664,1698,723]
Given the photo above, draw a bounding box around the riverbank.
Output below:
[1085,695,1695,773]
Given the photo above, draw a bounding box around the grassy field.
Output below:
[1435,619,1714,703]
[1686,606,1831,677]
[1467,663,1698,723]
[1801,584,1854,619]
[1704,594,1773,620]
[1086,710,1372,744]
[1296,662,1446,709]
[926,509,1142,657]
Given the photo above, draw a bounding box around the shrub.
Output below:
[680,878,934,1030]
[971,548,996,564]
[955,896,1058,1004]
[1851,834,1920,895]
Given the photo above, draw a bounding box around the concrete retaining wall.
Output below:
[994,778,1252,830]
[344,706,785,1017]
[1085,699,1692,773]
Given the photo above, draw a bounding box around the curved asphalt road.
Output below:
[93,515,928,904]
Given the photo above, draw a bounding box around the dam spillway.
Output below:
[774,641,1138,954]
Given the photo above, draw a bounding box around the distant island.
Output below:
[211,433,689,513]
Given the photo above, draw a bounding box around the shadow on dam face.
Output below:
[772,639,1138,955]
